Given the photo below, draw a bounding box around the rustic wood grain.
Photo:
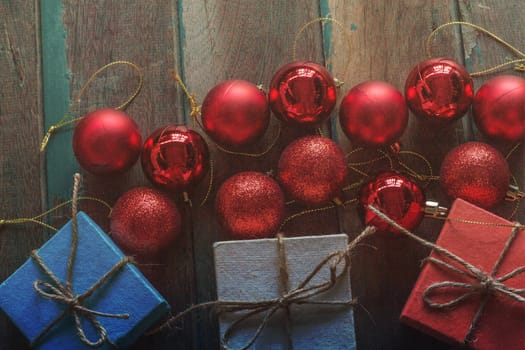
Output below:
[1,1,524,349]
[322,1,468,349]
[0,1,46,349]
[179,1,340,349]
[49,1,195,349]
[457,0,525,225]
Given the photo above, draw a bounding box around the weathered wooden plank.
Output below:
[457,0,525,224]
[0,1,45,349]
[179,1,337,348]
[42,1,194,349]
[321,1,466,349]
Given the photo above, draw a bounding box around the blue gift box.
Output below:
[214,233,356,350]
[0,211,169,349]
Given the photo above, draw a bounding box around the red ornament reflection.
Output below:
[141,125,209,192]
[339,81,408,147]
[201,80,270,147]
[73,108,142,176]
[473,75,525,143]
[405,58,473,122]
[269,61,336,128]
[358,171,425,234]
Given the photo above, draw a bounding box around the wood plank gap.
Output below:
[34,0,47,213]
[40,0,77,206]
[451,0,476,142]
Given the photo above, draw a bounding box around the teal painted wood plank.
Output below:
[41,0,78,205]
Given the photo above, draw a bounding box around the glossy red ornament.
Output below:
[215,172,285,239]
[339,80,408,147]
[358,171,425,234]
[440,141,510,209]
[72,108,142,175]
[473,75,525,143]
[110,187,182,259]
[269,61,337,128]
[141,125,209,192]
[277,135,347,206]
[201,80,270,147]
[405,58,473,122]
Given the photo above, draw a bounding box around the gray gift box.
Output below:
[213,233,356,350]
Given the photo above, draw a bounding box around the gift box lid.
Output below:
[400,198,525,350]
[0,211,169,350]
[214,233,356,350]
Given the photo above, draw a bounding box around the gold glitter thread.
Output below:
[426,21,525,77]
[278,198,356,232]
[0,196,112,232]
[40,61,143,152]
[292,17,353,80]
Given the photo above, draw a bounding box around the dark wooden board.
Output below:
[323,1,467,349]
[0,1,46,349]
[0,1,524,349]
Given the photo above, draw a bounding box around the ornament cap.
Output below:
[506,184,525,202]
[424,201,448,218]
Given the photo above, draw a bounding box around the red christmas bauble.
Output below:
[72,108,142,175]
[215,172,285,239]
[277,135,347,206]
[141,125,209,192]
[440,141,510,209]
[405,58,473,122]
[358,171,425,234]
[339,80,408,147]
[201,80,270,147]
[110,187,182,259]
[473,75,525,143]
[269,61,336,128]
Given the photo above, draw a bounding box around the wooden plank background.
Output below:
[0,0,523,349]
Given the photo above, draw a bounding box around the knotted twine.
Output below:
[30,173,131,348]
[368,205,525,346]
[150,227,376,350]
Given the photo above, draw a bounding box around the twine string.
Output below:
[40,61,143,152]
[292,17,352,80]
[426,21,525,77]
[148,228,379,349]
[277,233,294,350]
[368,205,525,345]
[30,174,130,347]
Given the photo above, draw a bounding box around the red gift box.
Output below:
[400,198,525,350]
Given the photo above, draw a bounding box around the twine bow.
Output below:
[219,235,354,350]
[30,174,130,347]
[149,226,376,350]
[368,205,525,345]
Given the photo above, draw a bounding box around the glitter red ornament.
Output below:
[141,125,209,192]
[473,75,525,143]
[277,135,347,206]
[358,171,425,234]
[201,80,270,148]
[110,187,182,259]
[72,108,142,175]
[339,80,408,147]
[440,141,510,209]
[269,61,337,128]
[215,171,285,239]
[405,58,473,122]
